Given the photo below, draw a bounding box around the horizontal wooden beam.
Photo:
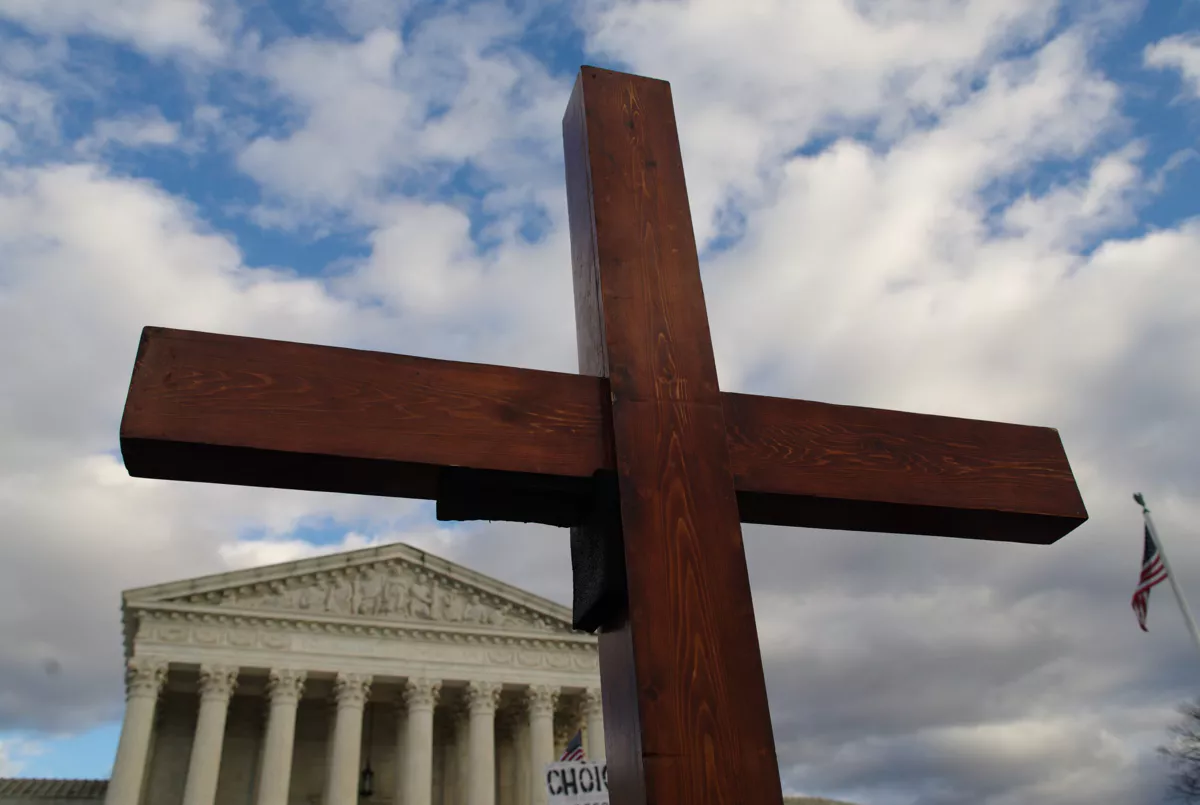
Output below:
[120,327,1088,543]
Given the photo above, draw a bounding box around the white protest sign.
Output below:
[544,760,609,804]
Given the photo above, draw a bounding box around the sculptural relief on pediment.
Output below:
[167,561,565,633]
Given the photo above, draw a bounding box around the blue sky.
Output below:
[2,0,1200,802]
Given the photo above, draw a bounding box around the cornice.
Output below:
[128,601,598,652]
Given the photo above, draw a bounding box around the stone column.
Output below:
[323,672,371,805]
[401,678,440,805]
[582,687,605,761]
[513,708,531,805]
[255,669,306,805]
[181,664,238,805]
[526,685,559,805]
[104,657,168,805]
[466,681,502,805]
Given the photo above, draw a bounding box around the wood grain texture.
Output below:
[119,325,615,493]
[723,394,1087,542]
[565,66,782,805]
[119,326,1087,542]
[564,65,647,805]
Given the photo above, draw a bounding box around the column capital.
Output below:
[197,664,238,703]
[332,672,372,708]
[582,687,602,715]
[401,677,441,712]
[266,668,306,704]
[125,656,169,700]
[525,684,559,716]
[466,681,502,715]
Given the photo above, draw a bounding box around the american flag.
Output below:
[559,729,585,762]
[1133,523,1169,632]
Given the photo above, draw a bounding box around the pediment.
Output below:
[123,542,575,636]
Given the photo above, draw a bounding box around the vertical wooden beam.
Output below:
[564,66,784,804]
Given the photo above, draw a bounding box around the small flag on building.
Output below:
[559,729,585,762]
[1133,523,1169,631]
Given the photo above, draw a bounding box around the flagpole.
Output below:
[1135,493,1200,657]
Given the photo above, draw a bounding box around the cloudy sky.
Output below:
[2,0,1200,802]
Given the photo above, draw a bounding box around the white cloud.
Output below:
[352,200,487,311]
[238,14,568,221]
[1146,33,1200,98]
[581,0,1067,246]
[799,716,1152,805]
[0,74,56,151]
[238,28,412,209]
[217,533,385,569]
[698,32,1132,417]
[0,738,42,776]
[335,198,577,371]
[327,0,415,36]
[217,524,460,570]
[74,111,181,155]
[0,0,229,58]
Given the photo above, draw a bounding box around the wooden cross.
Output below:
[119,67,1087,804]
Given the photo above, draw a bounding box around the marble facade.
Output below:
[103,542,603,805]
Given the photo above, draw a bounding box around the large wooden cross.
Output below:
[120,67,1087,804]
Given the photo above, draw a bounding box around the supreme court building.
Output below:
[0,541,870,805]
[101,541,603,805]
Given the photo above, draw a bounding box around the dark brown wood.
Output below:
[564,66,781,805]
[119,326,613,498]
[724,394,1086,542]
[116,64,1090,805]
[122,326,1086,542]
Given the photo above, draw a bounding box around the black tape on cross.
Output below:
[435,466,591,528]
[570,471,627,633]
